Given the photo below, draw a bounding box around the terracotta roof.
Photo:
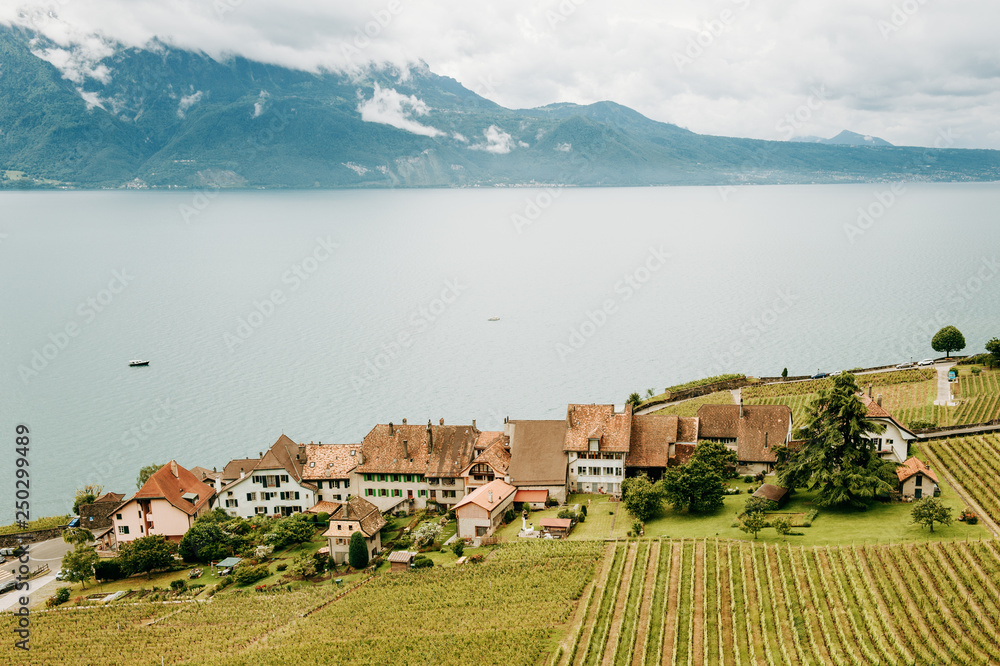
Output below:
[696,404,791,463]
[539,518,572,529]
[513,489,549,504]
[507,420,569,486]
[896,456,938,484]
[302,444,361,480]
[752,484,788,503]
[627,415,677,468]
[387,551,416,563]
[677,417,699,443]
[117,461,215,516]
[305,501,340,514]
[356,422,478,477]
[93,492,125,504]
[321,496,386,538]
[454,479,517,513]
[464,433,511,476]
[221,458,258,483]
[859,394,917,438]
[672,443,697,467]
[189,467,221,484]
[564,404,632,452]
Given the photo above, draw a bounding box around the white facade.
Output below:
[868,419,915,464]
[567,439,625,496]
[220,471,314,519]
[358,472,466,512]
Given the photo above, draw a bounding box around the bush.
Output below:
[971,367,982,375]
[94,558,124,582]
[55,587,71,604]
[908,420,936,431]
[743,475,754,483]
[412,556,434,569]
[452,541,464,557]
[577,513,585,523]
[545,497,558,508]
[580,504,587,516]
[233,564,270,586]
[469,554,484,564]
[275,563,287,572]
[169,579,187,592]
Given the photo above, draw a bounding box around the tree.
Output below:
[691,440,738,479]
[412,522,442,549]
[743,495,777,515]
[94,559,124,582]
[772,517,792,537]
[779,373,897,508]
[911,497,953,533]
[72,483,104,514]
[931,325,966,358]
[986,337,1000,366]
[179,522,228,563]
[452,540,464,558]
[136,463,166,489]
[117,535,177,578]
[738,511,768,539]
[662,459,725,514]
[289,553,316,578]
[348,531,369,569]
[60,544,98,589]
[781,368,788,378]
[63,527,95,548]
[626,392,642,408]
[265,514,316,550]
[645,388,655,398]
[621,474,665,522]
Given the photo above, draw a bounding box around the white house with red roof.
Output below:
[897,457,939,499]
[111,461,215,545]
[219,435,317,519]
[454,479,517,539]
[860,392,917,464]
[564,404,632,496]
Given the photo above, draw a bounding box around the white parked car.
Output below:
[896,361,915,369]
[918,359,935,366]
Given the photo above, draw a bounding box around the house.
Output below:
[387,550,416,572]
[626,414,700,479]
[219,458,259,485]
[302,443,360,504]
[460,430,511,494]
[219,435,317,518]
[111,461,215,546]
[506,419,570,504]
[513,489,549,510]
[539,518,573,538]
[321,496,386,565]
[453,479,517,539]
[564,404,633,496]
[897,457,939,500]
[860,392,917,464]
[79,491,125,530]
[752,484,789,507]
[696,403,793,475]
[356,419,478,513]
[190,466,223,487]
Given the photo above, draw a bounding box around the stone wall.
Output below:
[0,526,65,548]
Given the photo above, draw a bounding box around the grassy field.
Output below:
[494,494,630,542]
[559,537,1000,666]
[650,390,735,417]
[0,515,70,535]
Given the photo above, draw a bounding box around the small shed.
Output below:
[539,518,573,538]
[387,550,416,572]
[513,489,549,510]
[214,556,242,574]
[752,484,789,508]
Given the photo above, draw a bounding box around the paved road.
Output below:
[932,362,957,406]
[0,537,72,611]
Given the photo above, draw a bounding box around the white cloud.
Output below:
[452,132,468,142]
[253,90,269,118]
[177,90,203,118]
[469,125,514,154]
[356,83,443,137]
[555,142,572,152]
[76,88,105,110]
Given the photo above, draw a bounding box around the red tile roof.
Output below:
[118,460,214,516]
[305,501,341,515]
[513,489,549,504]
[321,496,386,538]
[507,420,569,486]
[896,456,938,484]
[539,518,572,530]
[677,417,699,443]
[464,433,511,476]
[240,435,317,491]
[454,479,516,513]
[627,415,677,468]
[357,422,478,478]
[860,393,893,418]
[752,484,788,503]
[221,458,259,483]
[696,403,791,463]
[302,444,361,480]
[564,404,632,453]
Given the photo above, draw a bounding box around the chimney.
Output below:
[567,407,573,428]
[427,420,433,454]
[170,461,179,478]
[764,432,768,448]
[877,394,883,407]
[472,419,477,431]
[868,385,872,398]
[439,418,444,426]
[402,418,407,425]
[389,422,394,435]
[240,467,245,479]
[739,399,743,419]
[259,452,263,458]
[214,477,221,493]
[403,440,409,459]
[488,490,494,503]
[358,451,364,465]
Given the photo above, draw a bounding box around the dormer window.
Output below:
[310,462,315,467]
[588,438,599,452]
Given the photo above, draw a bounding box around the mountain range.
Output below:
[1,25,998,189]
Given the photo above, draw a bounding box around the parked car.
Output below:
[0,580,16,594]
[55,568,67,581]
[896,361,915,368]
[918,359,935,366]
[0,547,25,557]
[811,372,829,379]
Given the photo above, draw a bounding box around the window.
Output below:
[378,474,386,482]
[225,499,238,508]
[418,489,427,497]
[365,489,375,497]
[392,474,400,483]
[443,490,456,498]
[590,467,601,476]
[332,480,341,489]
[379,489,388,497]
[337,524,342,530]
[118,526,129,535]
[915,475,923,487]
[344,479,350,488]
[281,475,289,482]
[430,490,437,498]
[392,489,402,497]
[348,524,353,531]
[246,492,257,501]
[334,494,342,500]
[116,513,123,520]
[279,491,301,501]
[310,462,315,467]
[588,438,599,452]
[255,506,267,515]
[404,474,413,483]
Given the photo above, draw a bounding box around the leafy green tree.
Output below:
[743,495,777,515]
[265,514,316,550]
[349,531,369,569]
[738,511,768,539]
[412,522,443,549]
[986,338,1000,366]
[179,522,228,563]
[93,559,124,582]
[289,553,316,578]
[645,388,655,398]
[931,325,966,358]
[626,392,642,408]
[621,474,665,522]
[911,497,953,532]
[60,544,99,589]
[136,463,165,489]
[117,535,177,578]
[71,483,103,514]
[779,373,897,508]
[772,517,792,537]
[691,440,738,479]
[63,527,95,547]
[451,540,465,557]
[662,459,725,514]
[781,368,788,378]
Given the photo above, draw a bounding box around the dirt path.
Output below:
[602,542,638,666]
[691,541,705,665]
[631,541,660,666]
[660,542,683,664]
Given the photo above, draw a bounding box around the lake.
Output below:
[2,183,998,522]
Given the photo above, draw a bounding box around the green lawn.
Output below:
[650,390,735,417]
[493,493,630,542]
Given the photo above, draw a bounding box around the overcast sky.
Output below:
[3,0,999,148]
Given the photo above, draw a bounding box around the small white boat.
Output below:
[129,360,150,367]
[487,317,500,322]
